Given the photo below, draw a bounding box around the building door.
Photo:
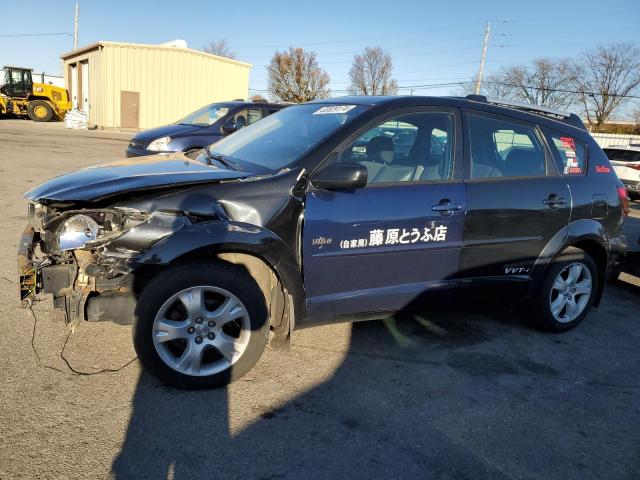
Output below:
[70,64,78,109]
[80,62,89,115]
[120,91,139,128]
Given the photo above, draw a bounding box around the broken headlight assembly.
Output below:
[34,207,150,253]
[57,214,100,251]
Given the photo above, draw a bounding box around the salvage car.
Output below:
[125,100,286,157]
[19,95,628,389]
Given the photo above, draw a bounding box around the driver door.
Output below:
[303,108,466,320]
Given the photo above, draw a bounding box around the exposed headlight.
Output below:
[57,214,100,251]
[147,136,172,152]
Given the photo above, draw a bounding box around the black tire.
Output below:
[27,100,54,122]
[534,248,598,332]
[133,261,269,389]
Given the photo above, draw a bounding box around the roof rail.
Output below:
[464,95,586,130]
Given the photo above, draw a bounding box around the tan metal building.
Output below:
[60,41,251,129]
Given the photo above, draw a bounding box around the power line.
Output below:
[250,80,640,99]
[0,32,73,38]
[487,81,640,99]
[239,35,482,59]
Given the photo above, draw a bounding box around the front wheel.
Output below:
[133,262,269,389]
[27,100,54,122]
[535,250,598,332]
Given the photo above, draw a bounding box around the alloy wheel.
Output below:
[152,285,251,376]
[549,262,593,323]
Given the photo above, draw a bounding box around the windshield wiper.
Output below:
[204,146,237,170]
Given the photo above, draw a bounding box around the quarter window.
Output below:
[548,133,587,175]
[468,114,547,178]
[342,112,454,184]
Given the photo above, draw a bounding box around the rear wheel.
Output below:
[133,262,269,389]
[27,100,53,122]
[535,249,597,332]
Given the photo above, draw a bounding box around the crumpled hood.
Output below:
[25,154,253,203]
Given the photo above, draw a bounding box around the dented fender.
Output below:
[135,220,307,320]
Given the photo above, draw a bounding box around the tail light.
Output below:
[617,186,630,216]
[628,164,640,171]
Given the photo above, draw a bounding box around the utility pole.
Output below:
[474,22,491,95]
[73,2,79,50]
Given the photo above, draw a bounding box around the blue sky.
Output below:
[2,0,639,102]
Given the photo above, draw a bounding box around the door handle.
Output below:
[543,195,566,208]
[432,200,463,213]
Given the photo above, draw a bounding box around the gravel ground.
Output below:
[0,119,639,480]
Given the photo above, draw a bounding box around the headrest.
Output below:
[366,136,394,163]
[503,149,544,176]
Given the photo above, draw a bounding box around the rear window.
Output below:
[547,133,587,175]
[604,149,640,163]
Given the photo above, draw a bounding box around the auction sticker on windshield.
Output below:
[314,105,356,115]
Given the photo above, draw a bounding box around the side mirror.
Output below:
[220,120,237,135]
[311,163,368,190]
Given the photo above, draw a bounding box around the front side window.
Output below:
[468,114,547,179]
[341,111,454,184]
[208,103,370,171]
[548,133,587,175]
[177,104,230,126]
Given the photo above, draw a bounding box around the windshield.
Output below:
[207,103,369,171]
[177,104,230,127]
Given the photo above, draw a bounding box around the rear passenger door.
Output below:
[303,108,466,319]
[459,111,571,279]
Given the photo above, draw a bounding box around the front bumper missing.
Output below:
[17,225,138,325]
[18,226,37,306]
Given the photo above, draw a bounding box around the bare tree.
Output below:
[458,74,518,99]
[267,48,330,102]
[492,59,578,109]
[348,46,398,95]
[634,107,640,127]
[202,39,236,59]
[572,43,640,127]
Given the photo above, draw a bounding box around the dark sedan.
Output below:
[125,100,285,157]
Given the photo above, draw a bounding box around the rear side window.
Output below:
[547,133,587,175]
[468,114,546,178]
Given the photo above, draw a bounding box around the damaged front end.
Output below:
[18,201,189,326]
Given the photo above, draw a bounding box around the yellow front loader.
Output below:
[0,66,72,121]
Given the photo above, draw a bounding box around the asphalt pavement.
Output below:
[0,119,639,480]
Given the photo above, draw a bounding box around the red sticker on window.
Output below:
[567,167,583,174]
[595,165,611,173]
[560,136,576,151]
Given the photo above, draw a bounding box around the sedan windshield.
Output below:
[208,103,369,171]
[178,104,230,127]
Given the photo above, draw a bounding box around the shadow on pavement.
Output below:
[111,288,640,479]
